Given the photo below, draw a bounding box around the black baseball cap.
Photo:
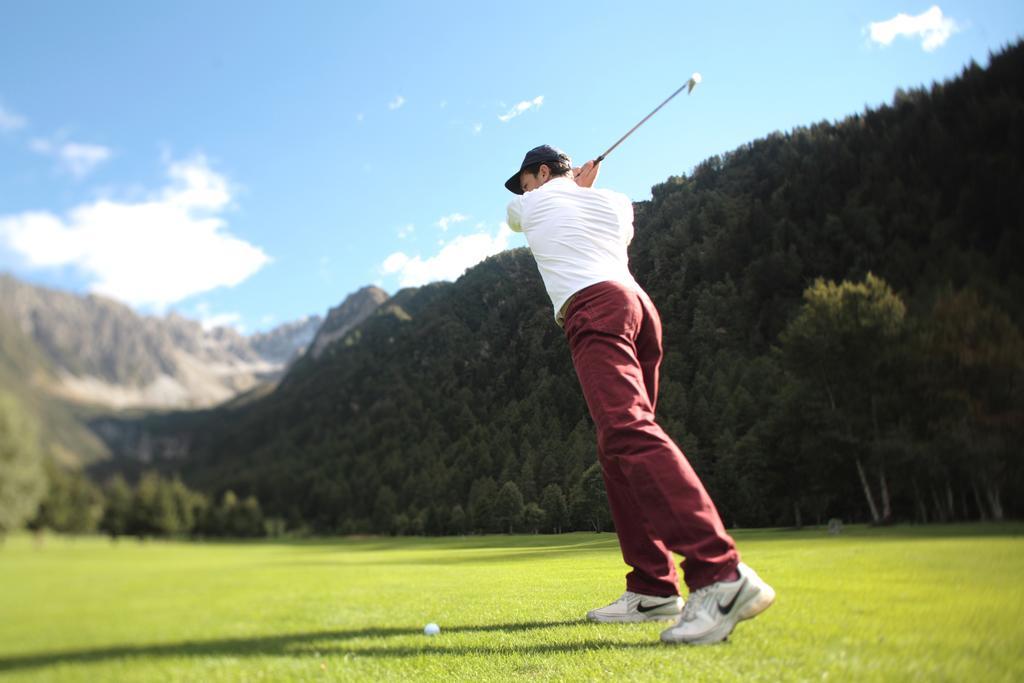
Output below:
[504,144,571,194]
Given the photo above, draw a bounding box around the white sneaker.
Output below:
[660,562,775,644]
[586,591,683,623]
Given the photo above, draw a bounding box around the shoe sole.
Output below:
[587,611,681,623]
[738,582,775,621]
[661,579,775,645]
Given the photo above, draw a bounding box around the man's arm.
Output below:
[506,196,525,232]
[572,159,600,188]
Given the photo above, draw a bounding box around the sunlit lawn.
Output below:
[1,524,1022,681]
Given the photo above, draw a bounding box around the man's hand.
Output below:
[573,159,600,188]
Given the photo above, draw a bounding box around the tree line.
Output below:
[0,395,266,539]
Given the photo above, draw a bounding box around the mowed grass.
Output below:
[1,525,1022,682]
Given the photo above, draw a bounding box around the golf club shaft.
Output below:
[595,80,693,164]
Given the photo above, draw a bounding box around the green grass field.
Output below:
[1,525,1022,682]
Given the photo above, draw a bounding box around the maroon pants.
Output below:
[563,281,739,595]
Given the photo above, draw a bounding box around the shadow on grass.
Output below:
[0,620,671,672]
[765,522,1024,542]
[266,538,622,568]
[258,534,621,555]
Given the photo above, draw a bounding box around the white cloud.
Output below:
[472,122,483,135]
[60,142,112,177]
[398,223,415,239]
[0,155,270,310]
[436,212,468,232]
[30,136,112,177]
[498,95,544,123]
[380,224,514,287]
[388,95,406,110]
[216,315,246,333]
[194,302,244,331]
[0,103,26,131]
[381,251,410,274]
[868,5,959,52]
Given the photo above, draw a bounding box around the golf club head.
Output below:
[687,72,702,94]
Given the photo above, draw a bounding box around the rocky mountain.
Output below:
[308,286,389,359]
[0,300,110,466]
[0,275,347,410]
[249,315,323,365]
[0,275,270,409]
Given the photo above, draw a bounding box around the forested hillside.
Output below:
[97,42,1023,534]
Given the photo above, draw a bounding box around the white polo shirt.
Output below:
[506,176,640,324]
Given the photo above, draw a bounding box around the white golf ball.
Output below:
[424,622,440,636]
[691,72,702,84]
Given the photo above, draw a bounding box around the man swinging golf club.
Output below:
[504,144,775,644]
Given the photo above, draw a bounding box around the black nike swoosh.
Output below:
[637,599,677,613]
[717,578,747,615]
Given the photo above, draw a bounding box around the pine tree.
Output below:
[100,474,133,538]
[570,464,611,532]
[31,461,104,533]
[522,502,544,534]
[468,477,498,533]
[449,504,467,535]
[494,481,524,533]
[539,484,568,533]
[372,486,397,535]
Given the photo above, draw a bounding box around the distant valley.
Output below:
[0,273,390,465]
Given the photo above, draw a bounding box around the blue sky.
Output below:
[1,2,1021,333]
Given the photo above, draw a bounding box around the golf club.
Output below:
[577,72,702,176]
